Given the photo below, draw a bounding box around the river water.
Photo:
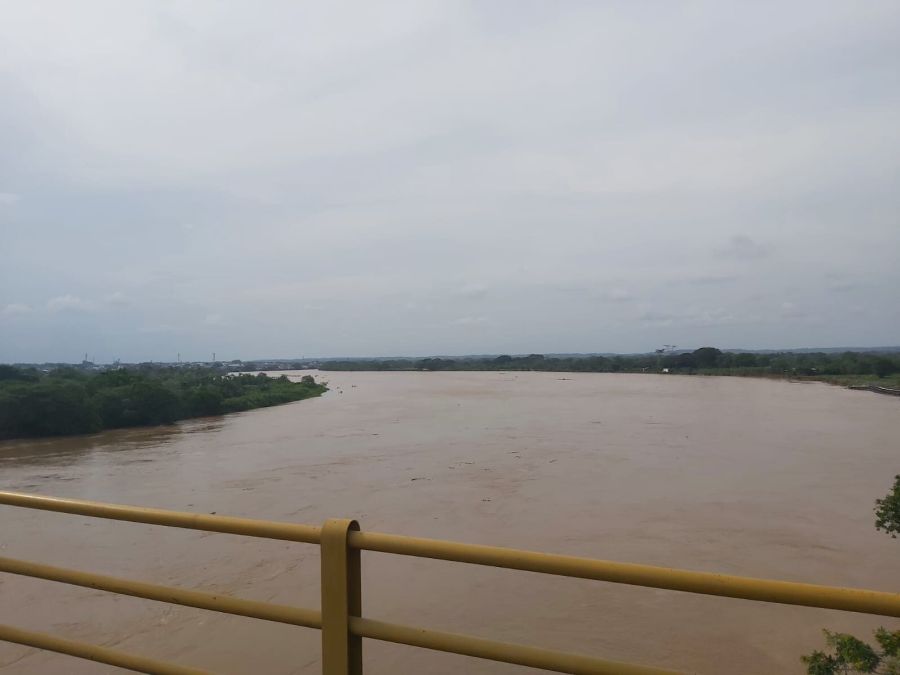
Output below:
[0,372,897,674]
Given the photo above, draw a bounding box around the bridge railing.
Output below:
[1,491,898,674]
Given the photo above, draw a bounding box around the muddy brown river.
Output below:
[0,372,898,674]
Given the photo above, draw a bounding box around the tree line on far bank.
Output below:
[321,348,900,381]
[0,366,326,440]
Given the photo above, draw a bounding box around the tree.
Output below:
[802,477,900,673]
[0,365,39,382]
[875,475,900,538]
[801,629,900,675]
[874,358,898,379]
[0,381,101,438]
[733,352,758,368]
[417,358,456,371]
[674,352,697,369]
[0,366,328,440]
[803,649,839,675]
[185,386,224,417]
[692,347,722,369]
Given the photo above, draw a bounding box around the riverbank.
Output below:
[319,348,900,391]
[847,383,900,396]
[787,373,900,392]
[689,371,900,392]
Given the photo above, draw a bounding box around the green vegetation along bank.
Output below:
[801,475,900,674]
[0,366,327,440]
[321,348,900,389]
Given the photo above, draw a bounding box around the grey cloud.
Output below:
[717,236,772,261]
[685,274,739,286]
[827,280,858,293]
[637,306,749,328]
[137,324,184,335]
[451,316,488,326]
[601,289,633,303]
[453,283,489,300]
[822,273,860,293]
[1,303,32,317]
[1,2,899,361]
[46,295,98,313]
[104,291,131,307]
[637,310,677,326]
[203,313,226,326]
[779,302,808,320]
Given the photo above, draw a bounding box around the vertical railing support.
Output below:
[321,518,362,675]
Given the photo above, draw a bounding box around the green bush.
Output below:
[0,367,326,439]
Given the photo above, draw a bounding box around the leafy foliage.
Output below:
[802,651,840,675]
[802,630,900,674]
[802,476,900,674]
[876,628,900,658]
[875,476,900,538]
[826,631,880,672]
[0,367,326,440]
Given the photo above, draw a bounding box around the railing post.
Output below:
[321,519,362,675]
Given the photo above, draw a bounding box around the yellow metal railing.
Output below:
[1,491,898,675]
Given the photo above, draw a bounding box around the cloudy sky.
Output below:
[1,2,898,362]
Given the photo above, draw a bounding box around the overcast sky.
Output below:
[1,2,898,362]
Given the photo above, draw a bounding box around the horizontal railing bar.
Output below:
[3,491,898,619]
[0,555,676,675]
[0,491,320,544]
[349,531,900,618]
[0,623,209,675]
[0,556,322,629]
[350,616,681,675]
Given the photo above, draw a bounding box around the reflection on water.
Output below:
[0,417,226,468]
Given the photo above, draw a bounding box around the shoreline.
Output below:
[0,373,327,443]
[319,366,900,394]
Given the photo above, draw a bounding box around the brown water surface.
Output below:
[0,372,898,674]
